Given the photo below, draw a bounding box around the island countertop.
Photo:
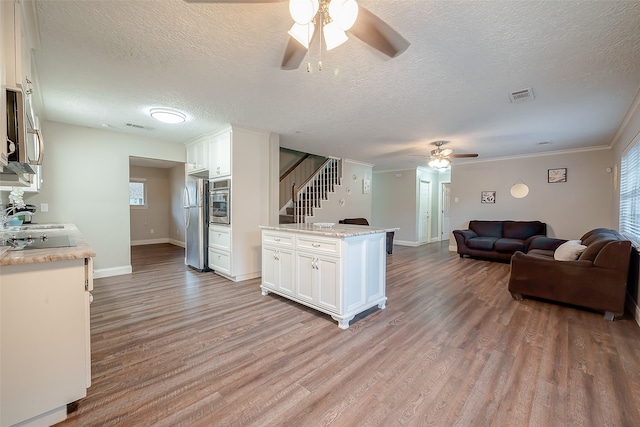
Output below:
[0,223,96,266]
[260,223,398,238]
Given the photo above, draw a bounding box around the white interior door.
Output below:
[419,180,431,244]
[441,182,451,241]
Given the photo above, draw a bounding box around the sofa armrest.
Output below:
[453,229,478,242]
[526,236,567,252]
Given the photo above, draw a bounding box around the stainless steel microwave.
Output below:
[6,87,43,166]
[209,179,230,225]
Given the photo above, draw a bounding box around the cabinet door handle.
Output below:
[274,238,280,242]
[312,243,321,248]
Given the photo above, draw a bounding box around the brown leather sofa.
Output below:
[508,228,632,320]
[338,218,394,254]
[453,220,547,262]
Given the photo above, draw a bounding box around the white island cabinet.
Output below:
[260,224,392,329]
[0,224,95,427]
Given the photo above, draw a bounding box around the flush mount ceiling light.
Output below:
[149,108,186,124]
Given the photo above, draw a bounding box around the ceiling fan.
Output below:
[427,141,478,169]
[184,0,410,70]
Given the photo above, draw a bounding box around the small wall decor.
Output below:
[362,178,371,194]
[481,191,496,204]
[346,186,351,195]
[548,168,567,183]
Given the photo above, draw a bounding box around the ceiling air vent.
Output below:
[125,123,148,130]
[509,87,535,103]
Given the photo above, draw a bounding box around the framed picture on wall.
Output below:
[481,191,496,204]
[548,168,567,183]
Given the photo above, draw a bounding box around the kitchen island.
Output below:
[1,223,95,427]
[260,223,395,329]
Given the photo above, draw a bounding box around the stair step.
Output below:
[279,215,295,224]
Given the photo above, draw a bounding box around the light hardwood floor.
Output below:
[56,242,640,426]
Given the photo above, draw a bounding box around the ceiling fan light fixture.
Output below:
[323,20,348,50]
[149,108,186,124]
[428,157,450,169]
[289,0,319,25]
[329,0,359,31]
[288,22,315,48]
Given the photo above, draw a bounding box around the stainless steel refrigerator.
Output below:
[183,177,209,271]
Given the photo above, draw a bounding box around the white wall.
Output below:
[449,148,613,242]
[306,159,373,223]
[372,167,451,245]
[20,121,185,277]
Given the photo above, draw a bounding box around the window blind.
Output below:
[620,138,640,248]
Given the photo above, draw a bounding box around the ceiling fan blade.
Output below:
[450,153,479,158]
[348,6,410,58]
[184,0,284,3]
[281,36,308,70]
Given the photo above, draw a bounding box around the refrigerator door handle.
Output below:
[183,186,190,229]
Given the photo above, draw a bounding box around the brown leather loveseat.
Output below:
[453,220,547,262]
[508,228,632,320]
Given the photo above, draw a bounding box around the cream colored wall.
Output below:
[449,148,614,242]
[372,168,451,244]
[20,121,185,277]
[169,164,185,245]
[129,166,170,244]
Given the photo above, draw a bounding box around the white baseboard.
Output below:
[94,265,132,279]
[131,238,171,246]
[449,245,457,252]
[393,240,419,247]
[170,239,185,248]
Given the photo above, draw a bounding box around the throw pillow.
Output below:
[554,240,587,261]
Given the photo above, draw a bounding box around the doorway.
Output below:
[440,182,451,241]
[418,180,432,244]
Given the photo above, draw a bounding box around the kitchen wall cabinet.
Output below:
[209,131,231,178]
[205,125,271,282]
[260,228,387,329]
[185,136,208,175]
[1,257,93,427]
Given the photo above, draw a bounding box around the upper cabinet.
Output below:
[209,130,231,178]
[185,136,209,175]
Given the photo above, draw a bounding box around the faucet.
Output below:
[1,206,19,230]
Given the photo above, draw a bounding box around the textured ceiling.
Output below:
[32,0,640,170]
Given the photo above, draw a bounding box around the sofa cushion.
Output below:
[469,221,503,238]
[494,238,525,253]
[554,240,587,261]
[579,238,613,262]
[503,221,546,240]
[467,237,499,250]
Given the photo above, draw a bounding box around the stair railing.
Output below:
[292,157,341,223]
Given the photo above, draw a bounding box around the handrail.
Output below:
[280,153,311,182]
[294,158,333,192]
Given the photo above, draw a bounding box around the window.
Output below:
[129,179,147,208]
[620,139,640,247]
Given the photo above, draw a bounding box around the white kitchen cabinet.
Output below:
[204,125,271,282]
[185,136,208,175]
[260,227,387,329]
[209,130,231,178]
[1,257,93,427]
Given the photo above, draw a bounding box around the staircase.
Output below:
[291,158,342,224]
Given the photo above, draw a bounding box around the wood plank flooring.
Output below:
[55,242,640,426]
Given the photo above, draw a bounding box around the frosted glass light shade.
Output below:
[510,182,530,198]
[323,20,348,50]
[150,108,185,124]
[289,0,319,25]
[428,158,450,169]
[288,22,315,48]
[329,0,359,31]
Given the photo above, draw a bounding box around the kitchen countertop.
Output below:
[0,223,96,266]
[260,223,399,238]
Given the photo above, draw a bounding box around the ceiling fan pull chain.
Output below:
[318,11,323,71]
